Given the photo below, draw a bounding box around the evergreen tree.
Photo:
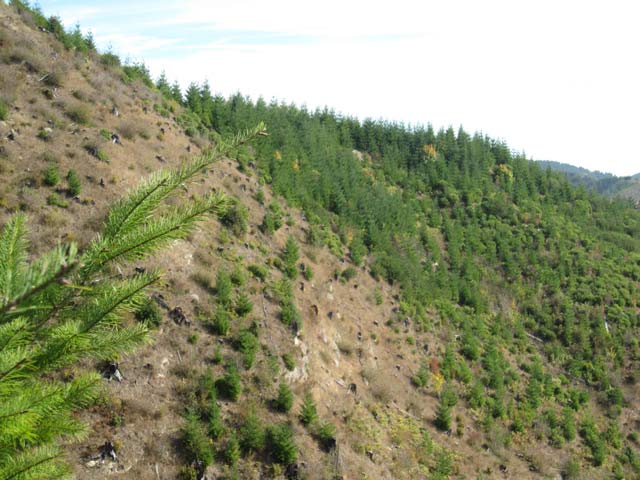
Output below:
[275,382,294,413]
[185,82,202,114]
[156,70,171,97]
[282,235,299,279]
[299,392,318,427]
[223,433,240,466]
[170,81,183,103]
[239,412,265,454]
[0,123,265,479]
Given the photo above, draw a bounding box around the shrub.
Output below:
[230,266,246,286]
[209,308,231,336]
[182,410,214,466]
[134,296,162,327]
[216,269,233,306]
[299,392,318,427]
[435,397,452,431]
[66,169,81,196]
[282,353,296,372]
[315,422,336,451]
[266,423,297,465]
[340,266,357,282]
[216,364,242,401]
[411,364,429,388]
[234,293,253,317]
[261,202,283,234]
[206,398,224,440]
[43,164,60,186]
[46,193,68,208]
[234,330,259,368]
[301,264,314,281]
[275,382,293,413]
[0,99,7,121]
[280,301,300,328]
[223,434,240,466]
[100,51,121,68]
[220,200,249,237]
[239,413,265,454]
[282,235,299,279]
[248,264,268,282]
[66,102,91,125]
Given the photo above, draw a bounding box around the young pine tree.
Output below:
[282,235,299,279]
[299,392,318,427]
[275,382,294,413]
[0,123,266,479]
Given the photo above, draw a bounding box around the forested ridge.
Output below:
[1,0,640,478]
[178,86,640,382]
[166,84,640,473]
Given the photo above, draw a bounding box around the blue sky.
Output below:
[33,0,640,176]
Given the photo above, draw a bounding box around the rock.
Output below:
[103,361,124,382]
[100,441,117,462]
[169,306,190,325]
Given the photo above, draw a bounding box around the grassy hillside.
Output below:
[1,2,639,480]
[537,160,640,202]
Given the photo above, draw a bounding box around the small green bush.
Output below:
[220,200,249,237]
[230,266,247,286]
[46,193,68,208]
[223,433,240,466]
[216,364,242,401]
[182,410,214,466]
[282,235,299,279]
[341,266,357,282]
[315,422,336,451]
[266,423,297,465]
[134,296,162,328]
[66,169,81,196]
[216,269,233,306]
[234,293,253,317]
[234,330,259,368]
[280,301,300,328]
[239,413,265,454]
[274,382,293,413]
[282,353,296,372]
[0,99,7,121]
[301,264,314,281]
[261,202,283,234]
[100,51,121,67]
[411,365,429,388]
[208,309,230,336]
[43,164,60,186]
[299,392,318,427]
[206,399,224,440]
[248,264,268,282]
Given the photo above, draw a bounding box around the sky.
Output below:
[33,0,640,176]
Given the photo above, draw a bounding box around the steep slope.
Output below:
[1,3,640,480]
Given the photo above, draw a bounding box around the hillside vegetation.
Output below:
[537,160,640,203]
[1,2,639,480]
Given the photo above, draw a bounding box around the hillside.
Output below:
[537,160,640,203]
[1,3,640,480]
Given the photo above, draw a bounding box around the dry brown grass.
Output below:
[65,100,91,125]
[117,119,140,140]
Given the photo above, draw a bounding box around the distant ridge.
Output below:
[536,160,640,201]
